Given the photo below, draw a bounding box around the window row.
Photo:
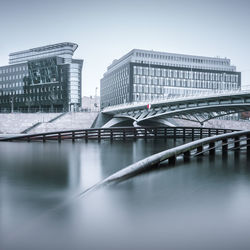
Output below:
[135,52,230,66]
[0,82,25,88]
[0,74,28,81]
[133,81,239,91]
[134,61,234,72]
[133,69,239,83]
[0,85,63,95]
[0,66,27,74]
[0,94,64,103]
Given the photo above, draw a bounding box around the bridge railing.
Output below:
[0,126,237,142]
[102,89,250,113]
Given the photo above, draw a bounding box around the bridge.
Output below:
[102,90,250,127]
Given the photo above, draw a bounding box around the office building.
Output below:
[100,49,241,109]
[0,42,83,112]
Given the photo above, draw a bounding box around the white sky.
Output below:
[0,0,250,96]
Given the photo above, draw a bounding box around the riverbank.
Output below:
[0,112,98,134]
[0,112,250,134]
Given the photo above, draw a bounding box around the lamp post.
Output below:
[10,96,14,113]
[148,60,152,103]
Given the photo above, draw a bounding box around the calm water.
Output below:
[0,139,250,250]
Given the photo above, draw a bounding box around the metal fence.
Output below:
[0,126,237,142]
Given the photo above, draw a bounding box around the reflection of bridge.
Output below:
[102,91,250,127]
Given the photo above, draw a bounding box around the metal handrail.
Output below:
[102,89,250,113]
[99,130,250,184]
[0,126,236,142]
[79,129,250,196]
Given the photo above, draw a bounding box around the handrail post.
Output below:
[144,128,147,139]
[72,131,75,142]
[58,133,61,143]
[98,129,101,142]
[183,128,186,139]
[192,128,194,141]
[164,127,167,138]
[174,127,176,139]
[134,128,137,139]
[43,135,46,143]
[85,130,88,142]
[208,128,211,137]
[110,129,113,141]
[200,128,202,139]
[123,128,126,140]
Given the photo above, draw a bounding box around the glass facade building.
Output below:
[0,42,83,112]
[100,49,241,109]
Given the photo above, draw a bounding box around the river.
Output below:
[0,139,250,250]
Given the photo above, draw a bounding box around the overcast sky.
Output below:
[0,0,250,96]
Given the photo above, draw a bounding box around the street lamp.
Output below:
[146,60,152,110]
[10,96,14,113]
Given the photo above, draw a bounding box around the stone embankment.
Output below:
[0,112,98,134]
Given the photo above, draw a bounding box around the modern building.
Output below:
[100,49,241,109]
[0,42,83,112]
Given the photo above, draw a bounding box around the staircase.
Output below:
[28,112,99,133]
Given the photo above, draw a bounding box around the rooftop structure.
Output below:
[9,42,78,64]
[106,49,236,74]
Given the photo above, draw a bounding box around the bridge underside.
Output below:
[102,117,176,128]
[135,104,250,126]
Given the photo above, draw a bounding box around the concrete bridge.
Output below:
[102,91,250,127]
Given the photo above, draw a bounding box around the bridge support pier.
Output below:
[197,145,203,155]
[234,136,240,150]
[169,156,176,165]
[222,139,228,154]
[247,134,250,152]
[209,142,215,155]
[184,151,190,162]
